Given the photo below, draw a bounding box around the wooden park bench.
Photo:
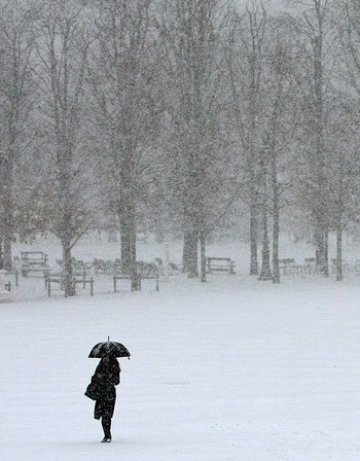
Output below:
[278,258,296,276]
[20,251,50,277]
[206,257,235,274]
[113,273,159,292]
[45,273,94,297]
[3,280,11,292]
[45,273,69,296]
[0,271,11,301]
[113,261,160,292]
[4,269,19,287]
[72,276,94,296]
[303,257,316,274]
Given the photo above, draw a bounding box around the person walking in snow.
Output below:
[87,355,120,443]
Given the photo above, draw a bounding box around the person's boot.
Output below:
[101,417,112,442]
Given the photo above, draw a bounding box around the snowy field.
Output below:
[2,236,360,460]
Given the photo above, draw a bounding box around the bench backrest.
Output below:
[207,257,232,263]
[279,258,295,265]
[20,251,47,264]
[304,258,315,264]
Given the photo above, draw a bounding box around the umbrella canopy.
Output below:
[89,339,131,359]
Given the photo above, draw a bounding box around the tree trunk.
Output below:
[188,228,198,278]
[272,216,280,283]
[130,221,140,291]
[272,161,280,284]
[336,212,343,281]
[2,156,14,271]
[315,227,329,277]
[267,71,285,284]
[3,237,12,271]
[313,4,328,278]
[120,219,132,275]
[0,240,4,270]
[335,152,345,282]
[3,191,13,271]
[199,231,206,283]
[120,207,139,290]
[249,117,259,276]
[183,217,199,278]
[182,229,193,273]
[324,228,329,277]
[314,221,326,275]
[62,240,74,297]
[250,200,258,275]
[258,156,272,281]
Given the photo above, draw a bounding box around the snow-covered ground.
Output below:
[2,236,360,460]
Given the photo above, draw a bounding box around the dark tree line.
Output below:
[0,0,359,290]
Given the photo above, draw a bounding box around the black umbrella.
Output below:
[89,337,131,359]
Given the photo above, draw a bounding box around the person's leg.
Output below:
[101,416,112,442]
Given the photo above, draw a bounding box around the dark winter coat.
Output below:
[88,358,120,420]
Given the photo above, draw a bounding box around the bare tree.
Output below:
[35,1,92,296]
[286,0,338,276]
[89,0,158,289]
[262,19,297,283]
[0,0,36,269]
[336,0,360,97]
[160,0,231,281]
[226,3,267,275]
[325,0,360,280]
